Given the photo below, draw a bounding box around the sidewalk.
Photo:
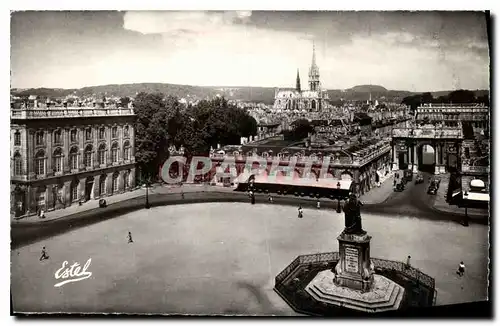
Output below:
[431,174,489,219]
[12,183,235,224]
[359,172,395,205]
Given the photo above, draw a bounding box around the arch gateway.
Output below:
[391,126,464,175]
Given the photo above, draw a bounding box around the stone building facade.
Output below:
[10,106,136,217]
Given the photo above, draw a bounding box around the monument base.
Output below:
[334,232,374,292]
[306,270,405,313]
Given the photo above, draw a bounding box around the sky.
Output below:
[10,11,490,91]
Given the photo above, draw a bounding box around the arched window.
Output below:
[70,129,77,143]
[14,131,21,146]
[54,129,62,144]
[111,142,119,163]
[111,126,118,139]
[36,131,44,146]
[112,172,119,193]
[13,152,22,175]
[85,128,92,141]
[123,141,130,161]
[84,145,93,167]
[311,100,316,110]
[69,146,79,170]
[35,150,45,175]
[124,170,130,189]
[99,174,106,196]
[53,148,63,173]
[99,127,106,140]
[124,126,130,137]
[98,143,106,165]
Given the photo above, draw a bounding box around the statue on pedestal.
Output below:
[342,193,365,235]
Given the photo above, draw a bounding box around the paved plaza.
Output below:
[11,202,489,315]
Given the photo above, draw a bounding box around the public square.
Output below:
[11,202,489,315]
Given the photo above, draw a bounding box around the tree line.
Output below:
[133,92,258,182]
[401,90,490,111]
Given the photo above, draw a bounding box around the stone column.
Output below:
[27,185,37,214]
[106,125,112,166]
[64,180,72,206]
[46,184,54,210]
[63,128,70,173]
[93,127,100,169]
[129,125,135,162]
[412,145,418,173]
[46,129,52,175]
[78,177,86,201]
[118,170,125,192]
[27,130,34,175]
[434,144,440,175]
[129,167,136,188]
[94,174,102,198]
[391,145,398,171]
[106,172,114,195]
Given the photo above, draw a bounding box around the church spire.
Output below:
[308,41,320,92]
[296,69,301,92]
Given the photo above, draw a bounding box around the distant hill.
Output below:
[10,83,489,105]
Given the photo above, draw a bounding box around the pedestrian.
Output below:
[39,209,45,219]
[39,246,49,261]
[317,201,321,209]
[127,231,133,244]
[406,255,411,268]
[457,261,465,277]
[298,205,303,218]
[181,191,185,200]
[251,193,255,205]
[268,194,273,203]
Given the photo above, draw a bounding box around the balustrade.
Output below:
[11,107,135,119]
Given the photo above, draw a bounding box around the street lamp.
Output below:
[145,177,151,209]
[336,181,342,213]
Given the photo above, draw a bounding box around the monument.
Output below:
[304,193,406,313]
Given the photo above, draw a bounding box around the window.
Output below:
[85,128,92,141]
[14,131,21,146]
[124,126,129,137]
[71,182,78,202]
[13,152,22,175]
[53,148,63,173]
[54,129,62,144]
[99,175,106,196]
[98,144,106,165]
[112,173,119,192]
[99,127,106,140]
[112,126,118,139]
[111,142,119,163]
[36,131,44,145]
[35,150,45,175]
[123,141,130,161]
[84,145,93,167]
[69,147,79,170]
[70,129,77,143]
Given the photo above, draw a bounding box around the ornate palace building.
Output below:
[10,101,136,217]
[273,43,330,112]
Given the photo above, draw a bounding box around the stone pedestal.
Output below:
[334,231,374,292]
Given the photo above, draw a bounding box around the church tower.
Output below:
[296,69,301,92]
[308,42,321,92]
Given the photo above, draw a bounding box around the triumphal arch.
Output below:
[391,123,463,174]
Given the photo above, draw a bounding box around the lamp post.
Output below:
[145,177,151,209]
[463,190,469,227]
[336,181,342,213]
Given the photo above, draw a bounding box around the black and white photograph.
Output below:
[8,8,491,317]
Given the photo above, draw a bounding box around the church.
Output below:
[273,44,330,112]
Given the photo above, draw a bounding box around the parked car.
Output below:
[394,183,405,192]
[403,169,413,182]
[415,174,424,184]
[427,181,438,195]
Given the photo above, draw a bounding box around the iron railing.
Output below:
[275,252,435,291]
